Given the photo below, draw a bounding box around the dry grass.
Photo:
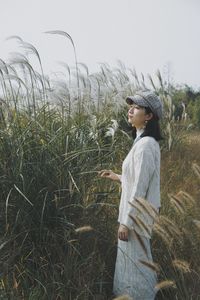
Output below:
[75,225,93,233]
[172,259,191,273]
[152,131,200,299]
[113,295,132,300]
[139,259,160,272]
[155,280,176,291]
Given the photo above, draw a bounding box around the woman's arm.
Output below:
[121,146,156,229]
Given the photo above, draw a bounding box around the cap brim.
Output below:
[126,95,148,107]
[126,97,135,105]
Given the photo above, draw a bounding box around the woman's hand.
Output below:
[118,224,129,242]
[98,169,121,182]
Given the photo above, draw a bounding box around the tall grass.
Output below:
[0,36,199,299]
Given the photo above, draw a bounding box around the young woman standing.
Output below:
[99,90,163,299]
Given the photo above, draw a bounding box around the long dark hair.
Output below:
[131,106,163,141]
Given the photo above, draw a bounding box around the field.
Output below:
[0,35,200,299]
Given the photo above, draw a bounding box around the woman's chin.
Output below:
[128,118,134,125]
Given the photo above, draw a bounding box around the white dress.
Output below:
[113,129,161,300]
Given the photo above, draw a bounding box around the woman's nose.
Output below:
[128,107,134,113]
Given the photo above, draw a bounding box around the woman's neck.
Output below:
[136,127,145,137]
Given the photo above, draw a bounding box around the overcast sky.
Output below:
[1,0,200,88]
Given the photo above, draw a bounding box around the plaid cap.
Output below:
[126,90,163,120]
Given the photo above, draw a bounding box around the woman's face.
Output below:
[127,103,152,128]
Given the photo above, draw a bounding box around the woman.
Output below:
[98,90,163,300]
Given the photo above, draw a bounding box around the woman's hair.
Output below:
[131,106,164,141]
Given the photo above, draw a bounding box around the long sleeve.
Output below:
[121,146,156,229]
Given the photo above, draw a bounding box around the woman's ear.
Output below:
[145,112,153,121]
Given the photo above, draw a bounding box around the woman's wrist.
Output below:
[120,224,129,230]
[116,174,122,182]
